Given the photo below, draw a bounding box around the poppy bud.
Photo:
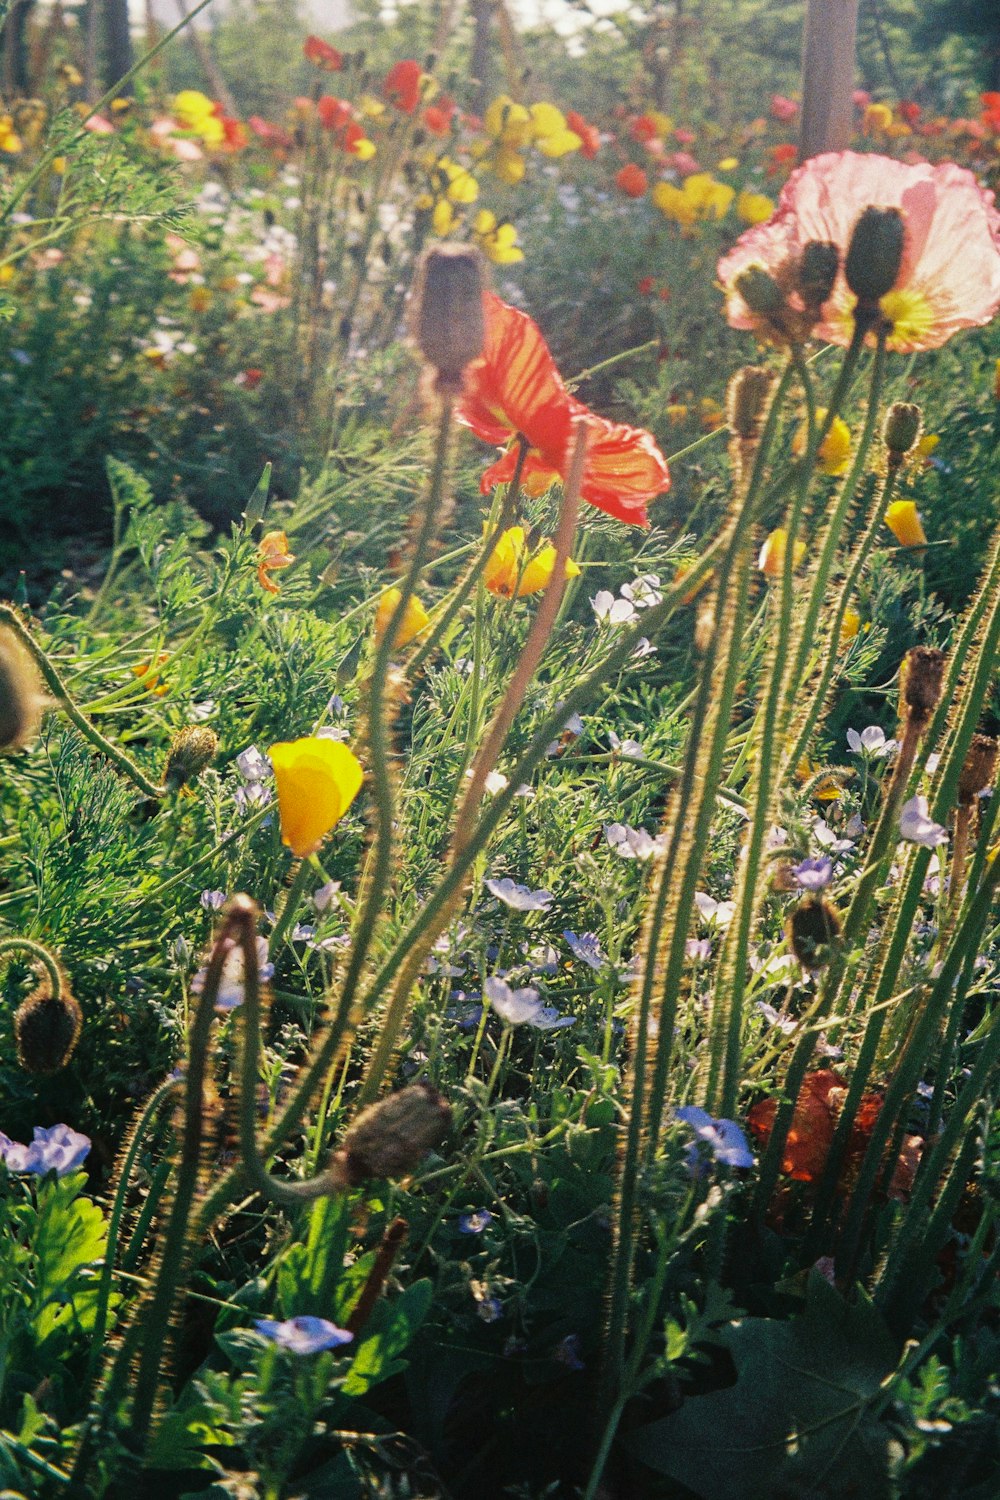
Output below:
[14,970,83,1075]
[787,897,841,971]
[726,365,774,440]
[845,206,905,304]
[163,726,219,790]
[326,1082,452,1188]
[734,264,784,316]
[412,243,486,392]
[900,645,946,725]
[0,625,46,752]
[797,240,839,308]
[958,733,998,804]
[882,402,922,461]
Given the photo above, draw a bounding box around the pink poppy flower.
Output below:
[770,94,798,121]
[716,150,1000,352]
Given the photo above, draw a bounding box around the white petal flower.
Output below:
[484,878,553,911]
[591,591,636,625]
[899,795,949,847]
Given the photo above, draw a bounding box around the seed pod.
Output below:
[411,243,486,392]
[15,971,83,1075]
[163,726,219,790]
[845,206,905,304]
[734,264,784,316]
[900,645,946,726]
[726,365,774,440]
[882,402,922,461]
[797,240,839,308]
[327,1082,451,1188]
[0,626,46,752]
[958,733,998,805]
[788,897,842,971]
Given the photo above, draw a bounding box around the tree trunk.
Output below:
[103,0,133,88]
[470,0,493,115]
[800,0,859,160]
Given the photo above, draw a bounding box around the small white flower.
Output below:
[236,745,270,782]
[485,878,553,911]
[694,892,735,927]
[604,823,664,860]
[317,725,350,742]
[608,731,643,759]
[632,637,656,660]
[621,574,662,608]
[900,795,949,847]
[591,590,636,625]
[312,880,341,912]
[846,726,897,758]
[465,768,509,795]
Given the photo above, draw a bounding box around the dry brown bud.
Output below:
[411,243,486,391]
[163,725,219,789]
[15,971,83,1075]
[0,625,46,752]
[900,646,946,725]
[958,733,998,805]
[328,1083,451,1187]
[787,898,841,971]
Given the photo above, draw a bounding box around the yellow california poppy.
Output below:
[374,587,430,649]
[792,409,852,476]
[885,500,927,548]
[483,525,580,598]
[758,527,806,578]
[269,737,364,856]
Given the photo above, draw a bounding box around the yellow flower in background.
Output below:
[646,111,674,138]
[492,145,526,184]
[257,530,295,594]
[132,652,170,696]
[652,181,697,225]
[432,198,456,235]
[0,116,23,154]
[653,173,734,226]
[473,209,524,264]
[736,188,775,224]
[840,607,862,644]
[529,102,581,157]
[863,101,894,134]
[484,95,531,146]
[438,156,478,203]
[885,500,927,547]
[792,409,853,476]
[758,528,806,578]
[359,95,386,120]
[915,433,939,462]
[374,587,430,649]
[717,156,740,172]
[269,737,364,857]
[483,525,580,598]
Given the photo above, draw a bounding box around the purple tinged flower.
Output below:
[236,745,270,782]
[791,855,834,891]
[484,877,553,912]
[900,795,949,847]
[604,822,664,860]
[563,930,607,971]
[756,1001,797,1034]
[694,891,735,927]
[254,1315,354,1354]
[312,879,341,911]
[621,574,662,609]
[685,937,713,963]
[608,730,644,759]
[191,935,275,1012]
[458,1209,494,1234]
[675,1107,755,1170]
[200,889,226,911]
[0,1124,91,1177]
[554,1333,585,1371]
[847,726,897,758]
[484,977,575,1030]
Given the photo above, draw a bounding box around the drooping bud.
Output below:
[163,726,219,790]
[958,733,998,805]
[0,625,46,752]
[882,402,922,464]
[845,206,905,304]
[14,971,83,1075]
[411,244,486,392]
[900,645,946,726]
[726,365,774,440]
[734,264,784,317]
[787,897,841,971]
[797,240,839,309]
[326,1082,451,1188]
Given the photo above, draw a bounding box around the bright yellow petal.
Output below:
[269,737,364,856]
[885,500,927,548]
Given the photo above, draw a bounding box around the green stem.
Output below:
[0,937,62,998]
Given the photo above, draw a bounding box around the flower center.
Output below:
[879,287,935,346]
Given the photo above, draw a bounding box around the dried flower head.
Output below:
[327,1083,451,1188]
[900,645,946,726]
[958,733,998,805]
[14,969,83,1075]
[787,897,842,971]
[164,726,219,790]
[844,205,906,306]
[412,243,486,392]
[0,625,46,752]
[882,402,922,463]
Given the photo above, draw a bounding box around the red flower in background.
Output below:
[982,92,1000,130]
[304,35,344,71]
[566,110,600,158]
[629,113,659,143]
[455,293,670,527]
[383,59,422,114]
[248,115,293,149]
[766,141,798,176]
[423,95,456,135]
[770,94,798,121]
[615,163,648,197]
[317,95,351,132]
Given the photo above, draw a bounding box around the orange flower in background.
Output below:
[615,162,648,197]
[455,293,671,526]
[257,530,295,594]
[423,95,456,135]
[566,109,600,158]
[304,35,344,71]
[132,652,170,696]
[374,587,430,648]
[383,59,422,114]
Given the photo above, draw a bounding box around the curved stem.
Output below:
[0,937,62,999]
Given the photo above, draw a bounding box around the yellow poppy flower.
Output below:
[483,525,580,598]
[269,737,364,857]
[484,95,532,147]
[758,527,806,578]
[472,209,524,264]
[374,587,430,649]
[840,607,861,643]
[257,530,295,594]
[792,409,852,476]
[736,188,775,224]
[885,500,927,548]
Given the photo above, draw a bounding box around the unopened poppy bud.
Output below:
[0,626,46,752]
[412,243,486,391]
[163,726,219,789]
[726,365,774,439]
[845,206,905,304]
[326,1082,451,1188]
[787,897,841,971]
[958,733,998,804]
[797,240,839,308]
[882,402,922,461]
[900,645,946,725]
[14,970,83,1075]
[734,264,784,316]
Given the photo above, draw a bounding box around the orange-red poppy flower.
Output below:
[455,293,670,526]
[383,60,422,114]
[615,162,648,197]
[304,35,343,71]
[566,109,600,158]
